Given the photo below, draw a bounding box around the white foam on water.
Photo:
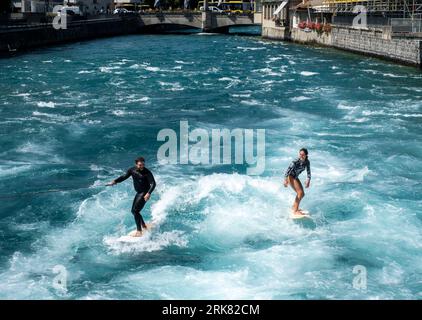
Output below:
[236,46,266,51]
[291,96,311,102]
[382,73,405,78]
[103,267,268,299]
[150,185,182,225]
[196,32,219,36]
[99,66,121,73]
[0,161,420,299]
[337,103,359,110]
[268,56,284,62]
[207,67,220,73]
[145,66,160,72]
[230,93,251,98]
[253,67,284,77]
[104,230,188,255]
[218,77,241,88]
[300,71,319,76]
[315,132,367,138]
[0,185,131,296]
[128,63,142,69]
[32,111,71,122]
[12,92,31,98]
[218,77,238,82]
[362,110,422,118]
[36,101,55,108]
[0,164,33,178]
[158,81,184,91]
[175,60,193,65]
[110,110,133,117]
[240,99,262,106]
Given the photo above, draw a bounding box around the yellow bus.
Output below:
[197,1,253,14]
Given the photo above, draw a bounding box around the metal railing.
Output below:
[390,18,422,34]
[304,0,422,15]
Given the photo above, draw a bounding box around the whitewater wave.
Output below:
[104,230,188,254]
[36,101,55,108]
[291,96,311,102]
[0,164,33,178]
[300,71,319,76]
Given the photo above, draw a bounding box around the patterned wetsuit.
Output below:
[284,158,311,181]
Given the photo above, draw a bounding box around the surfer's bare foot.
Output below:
[292,210,306,216]
[131,231,142,237]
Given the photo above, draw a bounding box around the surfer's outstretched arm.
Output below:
[305,161,311,188]
[107,169,131,186]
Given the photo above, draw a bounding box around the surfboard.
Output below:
[115,223,155,242]
[127,223,154,237]
[290,210,316,229]
[290,210,311,219]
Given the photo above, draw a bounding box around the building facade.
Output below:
[20,0,63,13]
[65,0,115,14]
[261,0,293,39]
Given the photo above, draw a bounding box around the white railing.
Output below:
[390,18,422,34]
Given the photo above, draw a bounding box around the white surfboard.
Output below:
[291,210,311,220]
[116,224,154,242]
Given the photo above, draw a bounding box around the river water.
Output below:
[0,31,421,299]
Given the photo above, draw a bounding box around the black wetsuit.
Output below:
[285,158,311,181]
[114,167,156,231]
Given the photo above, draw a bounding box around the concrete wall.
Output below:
[262,20,288,40]
[253,12,262,25]
[0,13,257,55]
[262,22,422,67]
[290,27,331,45]
[291,25,422,66]
[0,17,139,54]
[331,26,422,66]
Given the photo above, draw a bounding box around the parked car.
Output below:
[58,6,82,16]
[113,8,131,14]
[199,6,224,13]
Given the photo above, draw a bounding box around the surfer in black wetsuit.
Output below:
[107,157,156,237]
[283,148,311,216]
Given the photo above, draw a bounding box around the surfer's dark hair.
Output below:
[135,157,145,164]
[300,148,308,156]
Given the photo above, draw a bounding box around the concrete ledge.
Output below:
[0,17,140,55]
[263,24,422,68]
